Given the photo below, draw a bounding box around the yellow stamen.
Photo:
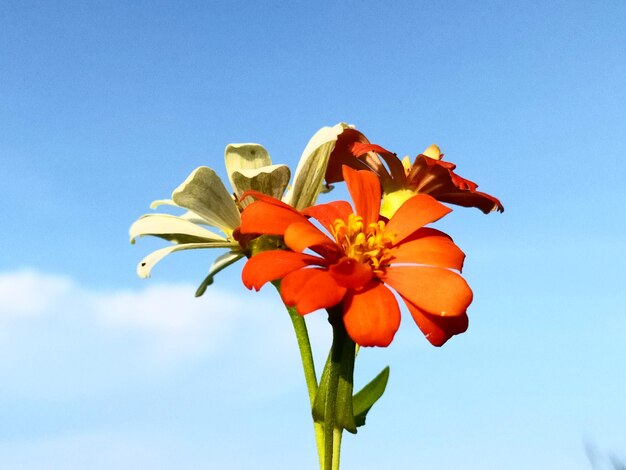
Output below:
[331,214,395,273]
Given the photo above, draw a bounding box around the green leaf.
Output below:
[353,366,390,428]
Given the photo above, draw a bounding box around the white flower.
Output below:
[130,124,352,295]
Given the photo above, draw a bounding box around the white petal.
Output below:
[231,164,291,206]
[283,123,348,210]
[130,214,228,244]
[224,143,272,191]
[195,251,245,297]
[149,199,177,210]
[172,167,241,234]
[137,242,238,279]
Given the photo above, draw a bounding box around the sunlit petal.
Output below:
[195,251,245,297]
[137,242,238,279]
[284,123,348,210]
[388,228,465,271]
[224,143,272,190]
[385,194,451,243]
[343,166,381,227]
[302,201,353,233]
[241,250,322,290]
[343,282,400,347]
[281,268,346,315]
[231,164,291,205]
[130,213,228,244]
[284,221,334,252]
[240,199,309,235]
[172,167,241,234]
[383,265,473,317]
[401,297,468,346]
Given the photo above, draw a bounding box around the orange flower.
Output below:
[324,130,503,218]
[239,166,473,347]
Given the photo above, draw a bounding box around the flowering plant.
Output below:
[130,124,502,469]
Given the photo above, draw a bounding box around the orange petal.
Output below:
[383,265,473,317]
[240,200,308,235]
[281,268,347,315]
[388,228,465,271]
[302,201,353,233]
[401,297,468,346]
[242,250,321,290]
[384,194,451,244]
[343,282,400,347]
[284,221,335,252]
[328,258,373,288]
[342,166,381,227]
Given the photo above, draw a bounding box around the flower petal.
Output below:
[284,123,348,210]
[385,194,451,244]
[408,155,504,214]
[383,265,473,317]
[241,250,322,290]
[401,298,468,346]
[302,200,353,233]
[324,128,373,184]
[195,251,245,297]
[284,221,335,253]
[281,268,346,315]
[130,214,228,244]
[328,258,373,289]
[343,282,401,347]
[172,167,241,234]
[231,164,291,205]
[342,166,381,227]
[137,242,238,279]
[422,144,442,160]
[239,199,309,236]
[388,228,465,271]
[224,143,272,190]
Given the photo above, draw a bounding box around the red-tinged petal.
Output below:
[434,189,504,214]
[388,229,465,271]
[328,257,373,288]
[284,221,335,252]
[302,201,353,233]
[240,200,308,235]
[242,250,322,290]
[408,156,504,214]
[383,265,473,317]
[324,129,372,184]
[342,166,381,227]
[343,282,401,347]
[385,194,452,244]
[351,142,394,158]
[401,297,468,346]
[281,268,347,315]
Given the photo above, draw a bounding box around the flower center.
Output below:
[331,214,395,271]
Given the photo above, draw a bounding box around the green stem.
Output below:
[319,308,356,470]
[332,427,342,470]
[271,282,324,466]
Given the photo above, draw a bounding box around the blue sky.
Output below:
[1,1,625,468]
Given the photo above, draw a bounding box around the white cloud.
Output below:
[0,268,332,401]
[0,269,74,318]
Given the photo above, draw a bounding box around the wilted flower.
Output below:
[325,130,503,218]
[239,166,472,347]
